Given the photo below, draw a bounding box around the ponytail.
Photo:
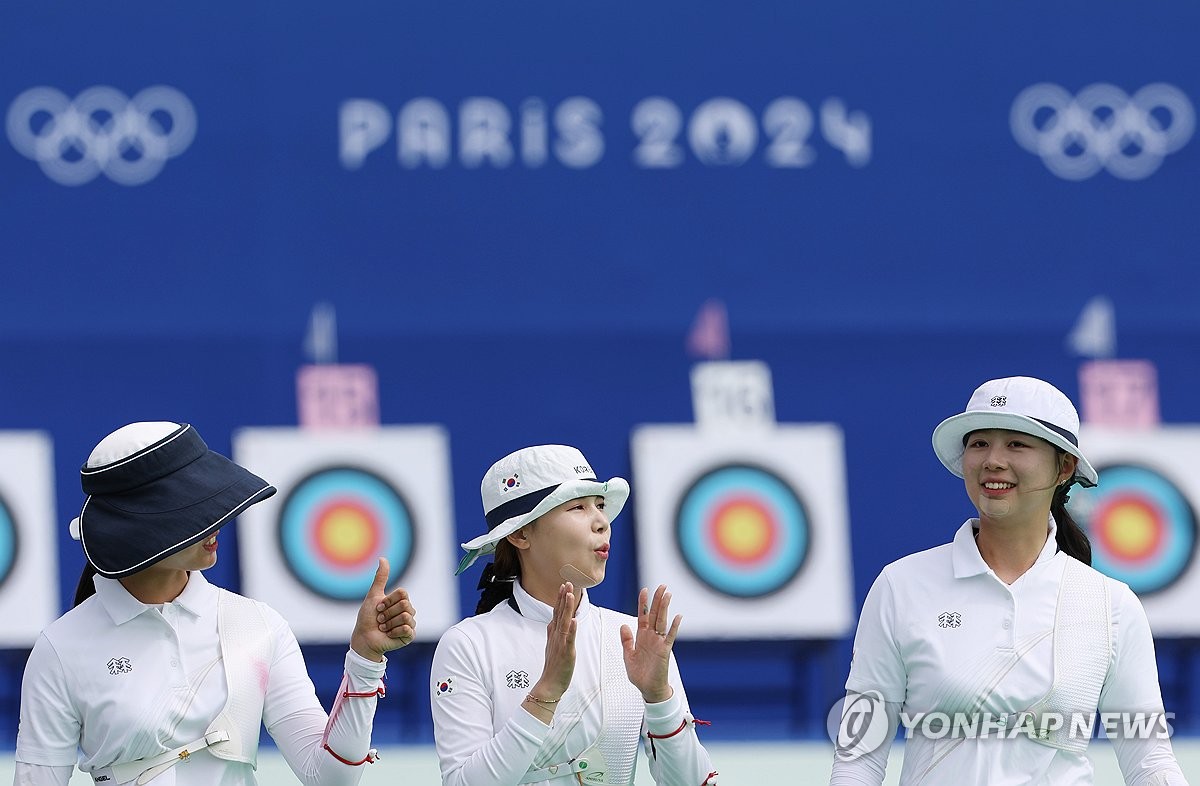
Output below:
[1052,482,1092,565]
[474,539,520,615]
[73,562,98,607]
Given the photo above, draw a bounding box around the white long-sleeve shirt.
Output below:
[15,571,386,786]
[430,580,716,786]
[831,518,1189,785]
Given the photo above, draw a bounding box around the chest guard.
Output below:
[1025,557,1112,754]
[204,589,274,766]
[520,610,644,784]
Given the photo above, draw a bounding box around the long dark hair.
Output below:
[1053,475,1092,565]
[474,539,521,615]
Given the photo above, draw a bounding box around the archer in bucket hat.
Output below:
[431,445,717,786]
[16,421,418,785]
[830,376,1188,784]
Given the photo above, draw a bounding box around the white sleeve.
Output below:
[827,697,901,786]
[641,654,716,786]
[844,569,907,704]
[262,613,386,786]
[11,764,73,786]
[14,635,81,770]
[1099,586,1190,786]
[430,625,549,786]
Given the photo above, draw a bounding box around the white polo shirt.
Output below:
[834,518,1188,785]
[430,580,716,786]
[15,571,387,786]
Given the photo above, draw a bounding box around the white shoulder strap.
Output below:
[205,590,274,766]
[1026,557,1112,753]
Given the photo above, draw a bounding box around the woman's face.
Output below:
[961,429,1074,522]
[511,495,611,588]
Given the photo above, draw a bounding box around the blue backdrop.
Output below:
[1,0,1198,748]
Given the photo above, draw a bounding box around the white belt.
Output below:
[91,730,230,785]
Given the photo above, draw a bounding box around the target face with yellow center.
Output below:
[1068,464,1197,595]
[278,467,414,600]
[0,495,15,589]
[675,464,809,597]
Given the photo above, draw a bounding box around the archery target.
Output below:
[234,426,458,643]
[632,423,853,639]
[0,432,58,646]
[675,464,809,597]
[0,495,17,588]
[1068,464,1196,596]
[278,466,414,600]
[1077,426,1200,635]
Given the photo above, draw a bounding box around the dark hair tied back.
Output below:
[1052,479,1092,566]
[474,561,516,615]
[73,563,98,607]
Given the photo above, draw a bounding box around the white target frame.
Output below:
[0,432,59,645]
[631,423,854,639]
[234,426,458,643]
[1078,426,1200,636]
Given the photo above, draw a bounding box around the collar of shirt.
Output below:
[512,578,593,624]
[94,570,217,625]
[951,514,1061,578]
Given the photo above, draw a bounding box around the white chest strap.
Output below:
[518,611,643,785]
[203,590,273,766]
[89,591,273,784]
[1025,557,1112,753]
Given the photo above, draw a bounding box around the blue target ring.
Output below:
[1067,464,1196,595]
[0,495,16,589]
[675,464,809,598]
[278,467,414,601]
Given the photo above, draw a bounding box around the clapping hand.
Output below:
[530,581,578,701]
[620,585,680,703]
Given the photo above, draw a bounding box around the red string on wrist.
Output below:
[646,716,711,757]
[322,744,379,766]
[342,683,386,699]
[647,720,689,740]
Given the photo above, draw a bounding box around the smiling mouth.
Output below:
[983,482,1015,490]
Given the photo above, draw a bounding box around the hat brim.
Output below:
[79,450,276,578]
[932,412,1098,488]
[456,477,630,575]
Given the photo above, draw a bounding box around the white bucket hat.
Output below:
[456,444,630,575]
[932,376,1098,488]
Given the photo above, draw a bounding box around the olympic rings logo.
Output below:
[1010,83,1194,180]
[6,86,196,186]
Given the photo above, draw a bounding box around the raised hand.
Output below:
[530,581,578,701]
[350,557,416,662]
[620,585,680,703]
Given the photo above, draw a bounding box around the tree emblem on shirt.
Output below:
[107,657,133,675]
[505,670,530,689]
[937,612,962,629]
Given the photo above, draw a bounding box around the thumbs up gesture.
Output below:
[350,557,416,661]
